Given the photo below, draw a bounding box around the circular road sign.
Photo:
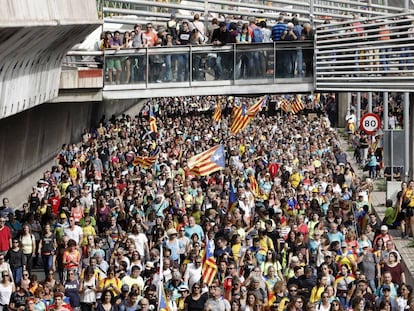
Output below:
[360,113,381,135]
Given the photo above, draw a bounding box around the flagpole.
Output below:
[158,241,164,309]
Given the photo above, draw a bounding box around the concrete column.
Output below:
[404,92,410,180]
[356,92,361,125]
[383,92,389,130]
[338,92,351,128]
[367,91,373,113]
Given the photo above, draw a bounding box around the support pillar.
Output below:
[356,92,361,126]
[338,92,351,128]
[367,92,373,113]
[383,92,389,130]
[404,92,410,180]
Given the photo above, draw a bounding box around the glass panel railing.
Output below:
[103,41,314,87]
[235,44,275,80]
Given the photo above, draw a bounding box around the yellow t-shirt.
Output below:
[100,277,122,296]
[82,225,96,245]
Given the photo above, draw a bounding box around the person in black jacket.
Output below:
[211,22,230,80]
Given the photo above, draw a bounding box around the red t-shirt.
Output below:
[0,226,11,252]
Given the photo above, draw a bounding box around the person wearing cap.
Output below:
[357,242,377,292]
[164,228,180,264]
[375,282,397,310]
[373,224,393,246]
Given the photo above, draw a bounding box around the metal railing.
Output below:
[62,50,104,68]
[101,0,411,28]
[102,41,314,88]
[315,13,414,91]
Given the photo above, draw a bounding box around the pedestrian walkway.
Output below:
[342,133,414,287]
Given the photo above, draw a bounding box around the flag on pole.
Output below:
[248,174,259,197]
[132,148,160,168]
[230,96,268,134]
[158,242,171,311]
[228,176,238,213]
[212,101,222,122]
[187,145,225,176]
[291,95,304,114]
[230,100,249,134]
[247,95,268,117]
[280,97,290,113]
[149,106,158,133]
[314,93,321,105]
[201,236,218,286]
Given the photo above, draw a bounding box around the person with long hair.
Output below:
[19,224,36,275]
[315,291,331,311]
[329,299,344,311]
[183,282,207,311]
[333,265,355,308]
[396,284,412,311]
[96,289,115,311]
[245,292,260,311]
[38,224,57,278]
[310,276,328,303]
[239,249,258,279]
[0,270,15,310]
[62,239,80,281]
[79,266,97,311]
[5,238,26,284]
[261,249,284,281]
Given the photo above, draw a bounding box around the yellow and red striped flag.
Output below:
[149,106,157,133]
[249,174,259,197]
[201,236,218,285]
[291,95,304,114]
[187,145,225,176]
[230,96,268,134]
[212,101,222,122]
[280,97,290,113]
[132,148,160,169]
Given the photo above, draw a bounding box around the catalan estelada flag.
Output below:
[187,145,225,176]
[228,176,237,213]
[149,106,158,133]
[230,96,268,134]
[247,95,268,116]
[201,236,218,286]
[249,174,259,197]
[158,285,171,311]
[291,95,304,114]
[212,100,222,122]
[132,148,160,169]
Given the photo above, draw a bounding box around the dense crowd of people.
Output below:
[0,94,412,311]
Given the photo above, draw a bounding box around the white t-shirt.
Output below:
[64,225,83,245]
[128,233,148,257]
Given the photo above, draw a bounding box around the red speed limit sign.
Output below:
[360,113,381,135]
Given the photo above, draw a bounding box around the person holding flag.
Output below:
[149,105,158,133]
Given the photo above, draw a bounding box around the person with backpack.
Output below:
[248,18,264,78]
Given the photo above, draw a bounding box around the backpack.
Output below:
[252,27,264,42]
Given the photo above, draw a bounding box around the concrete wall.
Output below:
[0,0,101,119]
[0,100,136,195]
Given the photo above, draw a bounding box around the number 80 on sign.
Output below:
[360,113,381,135]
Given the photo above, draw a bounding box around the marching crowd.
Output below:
[0,94,412,311]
